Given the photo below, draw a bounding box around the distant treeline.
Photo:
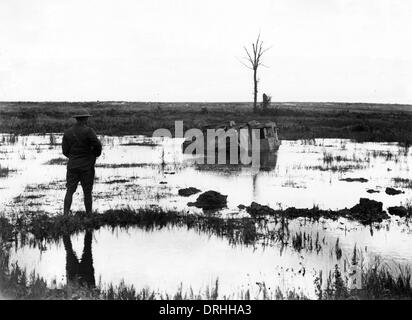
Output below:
[0,101,411,145]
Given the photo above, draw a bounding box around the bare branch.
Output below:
[258,62,270,68]
[252,43,257,65]
[242,36,269,68]
[239,60,254,70]
[260,45,272,56]
[243,47,253,63]
[255,34,261,52]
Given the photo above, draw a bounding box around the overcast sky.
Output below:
[0,0,411,103]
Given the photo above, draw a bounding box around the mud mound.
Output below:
[385,187,404,195]
[178,187,201,197]
[367,189,380,194]
[388,206,409,217]
[348,198,388,223]
[188,191,227,210]
[242,202,276,217]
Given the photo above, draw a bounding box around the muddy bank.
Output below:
[1,196,398,244]
[241,198,390,224]
[2,209,257,246]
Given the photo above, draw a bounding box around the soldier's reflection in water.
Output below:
[62,230,95,288]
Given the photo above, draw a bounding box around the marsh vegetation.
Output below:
[1,101,412,145]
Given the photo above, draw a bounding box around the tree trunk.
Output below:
[253,67,258,113]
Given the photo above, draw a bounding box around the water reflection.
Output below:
[195,151,278,172]
[259,152,278,171]
[63,230,95,288]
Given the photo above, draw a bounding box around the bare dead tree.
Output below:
[241,34,271,113]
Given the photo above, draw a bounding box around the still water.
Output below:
[1,134,412,297]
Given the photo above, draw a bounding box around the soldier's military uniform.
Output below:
[62,110,102,214]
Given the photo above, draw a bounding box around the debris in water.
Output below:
[339,178,368,183]
[178,187,201,197]
[388,206,409,217]
[385,187,404,195]
[367,189,380,194]
[188,190,228,210]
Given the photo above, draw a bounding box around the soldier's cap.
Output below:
[72,108,92,118]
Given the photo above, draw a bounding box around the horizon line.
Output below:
[1,100,412,106]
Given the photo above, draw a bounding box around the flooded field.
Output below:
[1,133,412,298]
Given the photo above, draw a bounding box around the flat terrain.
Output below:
[1,101,412,144]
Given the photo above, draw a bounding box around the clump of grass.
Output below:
[95,163,152,169]
[322,152,334,164]
[103,280,155,300]
[335,238,342,260]
[44,158,67,165]
[356,259,412,299]
[0,217,14,241]
[24,180,66,192]
[282,178,306,189]
[292,232,303,252]
[102,179,129,184]
[0,165,16,178]
[305,163,366,173]
[290,232,320,253]
[49,134,58,145]
[119,141,159,147]
[392,178,412,189]
[322,151,369,165]
[370,149,396,161]
[315,251,412,300]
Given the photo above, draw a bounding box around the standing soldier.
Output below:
[62,109,102,215]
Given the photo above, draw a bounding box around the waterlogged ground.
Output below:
[1,133,412,298]
[8,219,412,298]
